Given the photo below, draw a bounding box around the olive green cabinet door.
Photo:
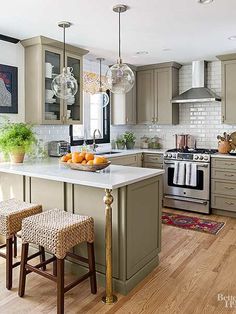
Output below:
[111,71,136,125]
[222,60,236,124]
[137,70,154,124]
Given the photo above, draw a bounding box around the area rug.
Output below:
[162,212,225,235]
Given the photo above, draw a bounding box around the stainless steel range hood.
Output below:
[172,61,221,103]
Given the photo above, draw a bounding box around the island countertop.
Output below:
[0,159,164,189]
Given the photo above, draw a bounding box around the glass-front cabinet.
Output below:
[22,36,88,125]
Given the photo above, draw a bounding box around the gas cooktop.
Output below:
[166,148,218,154]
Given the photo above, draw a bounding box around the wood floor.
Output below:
[0,209,236,314]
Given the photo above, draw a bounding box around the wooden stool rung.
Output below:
[67,251,89,264]
[25,264,57,282]
[64,271,92,293]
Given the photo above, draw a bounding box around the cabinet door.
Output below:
[137,70,154,124]
[43,47,64,124]
[222,60,236,124]
[65,53,83,124]
[111,71,136,125]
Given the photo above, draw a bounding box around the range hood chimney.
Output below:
[172,61,221,103]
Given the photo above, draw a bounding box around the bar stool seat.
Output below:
[0,198,42,290]
[19,209,97,314]
[21,208,94,259]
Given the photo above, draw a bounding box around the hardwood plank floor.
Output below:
[0,209,236,314]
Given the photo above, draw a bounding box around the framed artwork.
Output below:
[0,64,18,113]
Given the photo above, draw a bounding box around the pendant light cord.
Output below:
[63,25,66,68]
[118,10,121,61]
[99,59,102,89]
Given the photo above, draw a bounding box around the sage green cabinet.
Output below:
[137,62,181,125]
[111,71,136,125]
[21,36,88,125]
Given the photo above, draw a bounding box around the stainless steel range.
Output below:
[163,148,217,214]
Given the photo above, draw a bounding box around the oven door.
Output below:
[164,160,210,200]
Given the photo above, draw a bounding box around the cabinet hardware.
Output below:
[152,117,155,123]
[224,186,234,190]
[225,174,234,177]
[155,117,158,123]
[225,201,234,205]
[225,163,235,166]
[222,115,225,123]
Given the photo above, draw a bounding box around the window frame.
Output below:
[69,91,110,146]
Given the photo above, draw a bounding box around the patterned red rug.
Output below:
[162,212,225,235]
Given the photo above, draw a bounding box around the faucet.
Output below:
[92,129,102,151]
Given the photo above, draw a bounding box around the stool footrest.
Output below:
[67,251,89,264]
[26,264,57,282]
[64,271,92,293]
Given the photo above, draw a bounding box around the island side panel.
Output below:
[126,176,162,279]
[72,185,119,279]
[0,172,25,201]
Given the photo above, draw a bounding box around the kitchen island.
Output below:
[0,159,164,298]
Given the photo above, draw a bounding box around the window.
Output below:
[70,91,110,146]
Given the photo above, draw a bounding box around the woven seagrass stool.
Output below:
[0,198,43,290]
[18,209,97,314]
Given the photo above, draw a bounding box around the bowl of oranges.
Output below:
[60,152,111,172]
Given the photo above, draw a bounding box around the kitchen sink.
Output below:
[95,151,121,155]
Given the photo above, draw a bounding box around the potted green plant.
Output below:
[124,131,136,149]
[0,120,36,163]
[115,135,126,150]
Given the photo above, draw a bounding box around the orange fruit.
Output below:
[61,155,68,162]
[81,160,87,165]
[85,153,94,161]
[79,152,86,159]
[66,153,72,159]
[67,159,72,163]
[94,156,107,165]
[72,152,83,163]
[87,160,94,165]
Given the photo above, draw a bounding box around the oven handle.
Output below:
[164,161,209,168]
[164,195,208,205]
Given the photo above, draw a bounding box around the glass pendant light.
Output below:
[106,4,135,94]
[94,58,109,107]
[51,21,78,99]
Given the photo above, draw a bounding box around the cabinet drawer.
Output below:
[110,154,137,166]
[211,168,236,181]
[211,194,236,212]
[143,162,163,169]
[212,158,236,170]
[143,153,163,164]
[211,179,236,196]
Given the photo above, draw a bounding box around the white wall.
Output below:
[0,41,25,122]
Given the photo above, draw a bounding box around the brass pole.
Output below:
[102,189,118,304]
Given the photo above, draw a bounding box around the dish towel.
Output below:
[173,162,186,185]
[185,162,197,187]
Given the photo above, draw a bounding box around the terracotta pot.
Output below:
[218,141,231,154]
[9,151,25,163]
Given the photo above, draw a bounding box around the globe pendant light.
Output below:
[106,4,135,94]
[51,21,78,99]
[94,58,109,107]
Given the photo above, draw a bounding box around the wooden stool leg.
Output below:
[6,237,13,290]
[13,235,17,258]
[53,259,57,276]
[87,242,97,294]
[39,246,46,271]
[18,243,29,297]
[57,258,64,314]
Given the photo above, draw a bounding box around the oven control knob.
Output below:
[199,155,203,160]
[203,156,208,161]
[167,153,172,158]
[194,155,199,160]
[164,153,168,158]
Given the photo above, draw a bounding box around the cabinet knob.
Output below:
[152,117,155,123]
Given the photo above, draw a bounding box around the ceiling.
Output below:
[1,0,236,65]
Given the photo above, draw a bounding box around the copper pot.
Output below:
[175,134,195,150]
[9,151,25,163]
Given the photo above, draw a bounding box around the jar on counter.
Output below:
[149,136,161,149]
[140,136,150,149]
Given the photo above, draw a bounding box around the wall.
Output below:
[110,61,236,149]
[0,41,24,122]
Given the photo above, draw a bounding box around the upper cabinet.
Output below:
[21,36,88,125]
[111,69,137,125]
[136,62,181,125]
[217,54,236,124]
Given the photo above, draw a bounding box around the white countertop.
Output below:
[0,159,164,189]
[96,148,167,158]
[211,153,236,158]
